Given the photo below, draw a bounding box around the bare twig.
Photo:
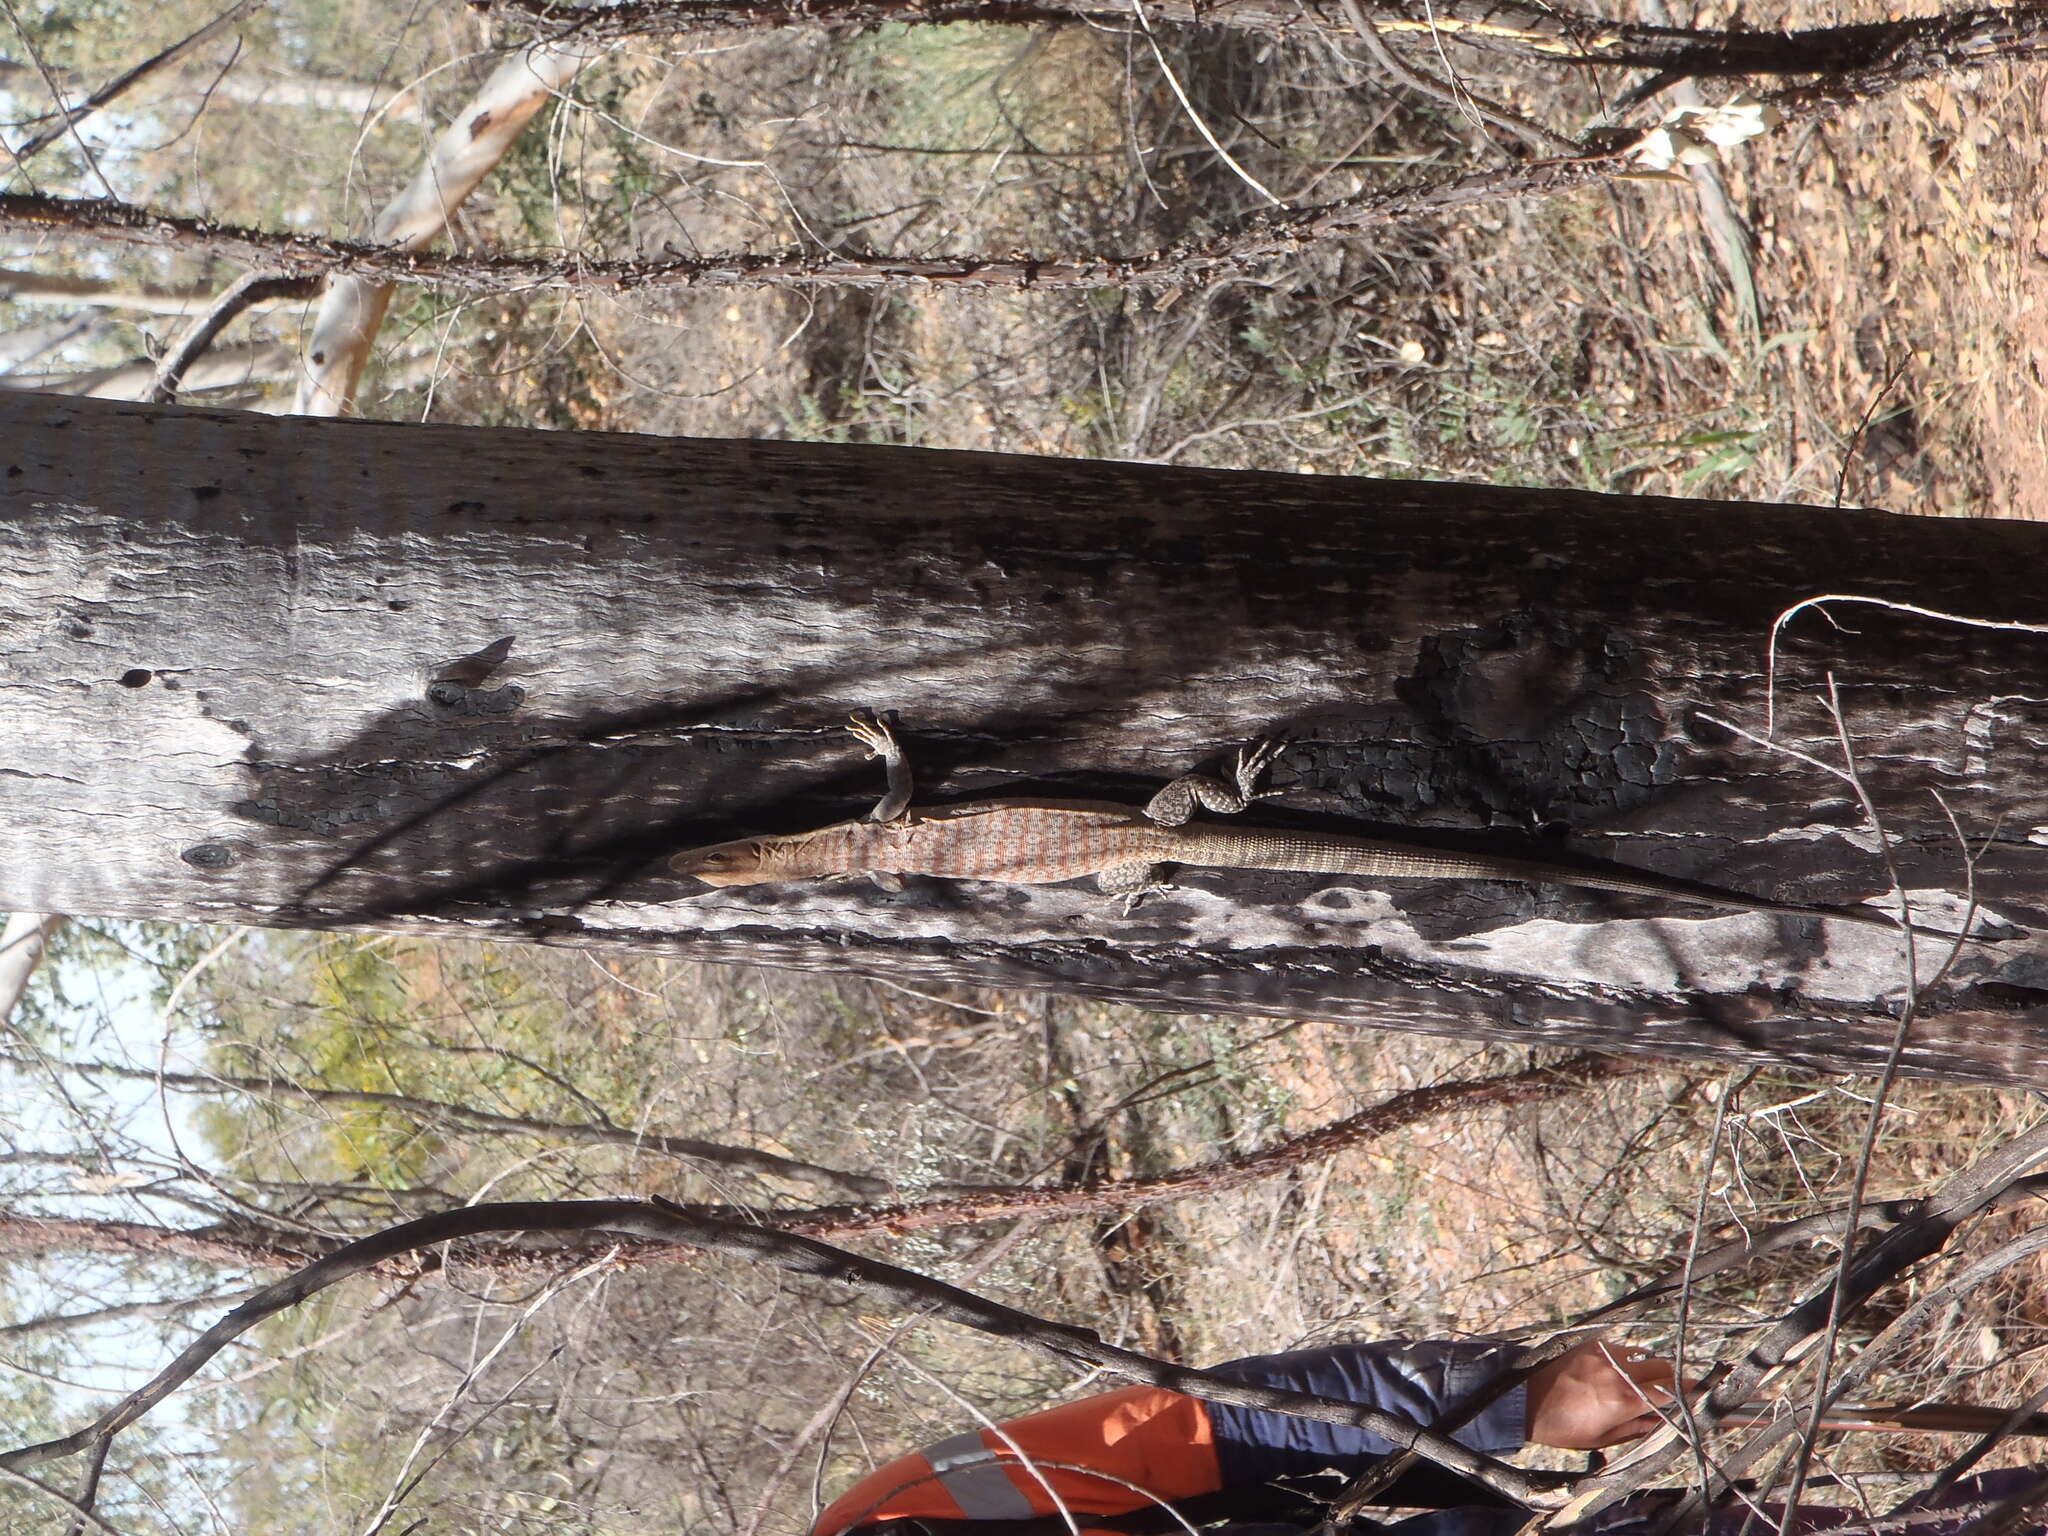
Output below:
[1127,0,1282,202]
[1771,676,1967,1536]
[1566,1114,2048,1524]
[0,11,2017,307]
[0,160,1635,296]
[1762,594,2048,741]
[485,0,2048,79]
[756,1220,1048,1536]
[1657,1222,2048,1515]
[0,1044,898,1195]
[9,0,265,164]
[0,1464,130,1536]
[149,272,319,403]
[1332,0,1579,155]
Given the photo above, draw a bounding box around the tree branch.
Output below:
[0,1045,900,1197]
[0,1197,1554,1504]
[0,154,1630,297]
[149,272,318,404]
[1563,1115,2048,1523]
[483,0,2048,78]
[2,6,2022,304]
[10,0,264,163]
[0,911,61,1022]
[292,41,598,416]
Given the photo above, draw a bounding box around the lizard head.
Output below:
[670,837,774,885]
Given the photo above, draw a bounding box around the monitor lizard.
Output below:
[670,715,1981,937]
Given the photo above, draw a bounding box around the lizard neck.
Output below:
[763,822,890,878]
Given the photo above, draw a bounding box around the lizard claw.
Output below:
[1234,737,1289,802]
[846,711,896,759]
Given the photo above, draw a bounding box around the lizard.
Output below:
[669,716,1983,937]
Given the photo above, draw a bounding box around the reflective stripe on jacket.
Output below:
[811,1385,1222,1536]
[811,1340,1531,1536]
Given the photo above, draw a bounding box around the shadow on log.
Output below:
[5,396,2048,1082]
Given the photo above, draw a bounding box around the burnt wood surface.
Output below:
[5,396,2048,1083]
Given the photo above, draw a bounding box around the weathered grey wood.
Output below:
[5,396,2048,1085]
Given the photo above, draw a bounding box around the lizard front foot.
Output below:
[847,711,914,823]
[1143,736,1290,826]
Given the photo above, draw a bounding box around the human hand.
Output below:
[1524,1340,1684,1449]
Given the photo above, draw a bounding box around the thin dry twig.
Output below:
[485,0,2048,79]
[1762,595,2048,740]
[1565,1114,2048,1525]
[1332,0,1579,155]
[0,7,2018,307]
[149,272,319,403]
[0,1043,900,1196]
[9,0,264,164]
[1769,675,1973,1536]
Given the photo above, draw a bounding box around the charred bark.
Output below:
[7,397,2048,1083]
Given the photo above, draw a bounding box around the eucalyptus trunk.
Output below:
[5,396,2046,1083]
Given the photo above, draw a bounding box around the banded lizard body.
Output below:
[670,718,1962,935]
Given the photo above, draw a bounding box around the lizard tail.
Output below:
[1181,829,1993,940]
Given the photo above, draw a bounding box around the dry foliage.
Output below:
[5,930,2047,1532]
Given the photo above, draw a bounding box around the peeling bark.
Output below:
[7,397,2048,1083]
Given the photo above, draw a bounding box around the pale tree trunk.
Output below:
[293,42,599,415]
[5,396,2048,1084]
[0,912,62,1022]
[0,315,92,367]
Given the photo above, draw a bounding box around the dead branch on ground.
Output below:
[485,0,2048,81]
[1,12,2024,307]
